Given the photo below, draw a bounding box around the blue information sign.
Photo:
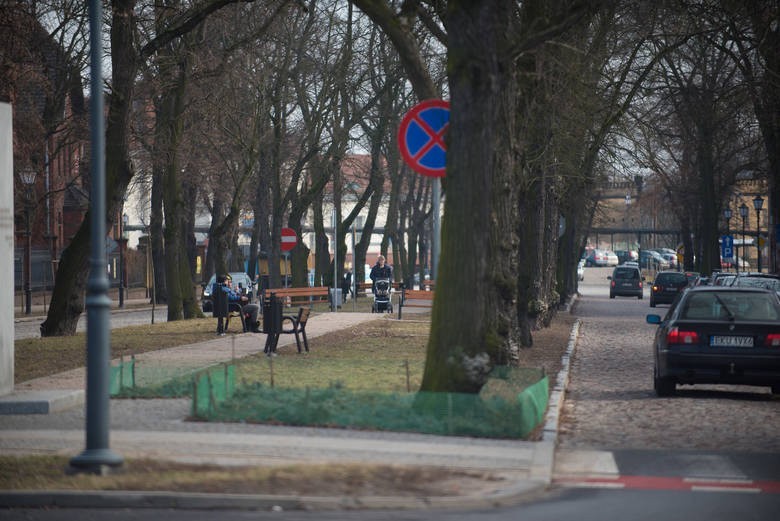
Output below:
[721,234,734,261]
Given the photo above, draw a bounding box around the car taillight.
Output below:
[667,327,699,345]
[653,284,662,292]
[765,334,780,347]
[611,281,616,288]
[638,282,643,288]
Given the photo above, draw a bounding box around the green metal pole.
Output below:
[70,0,123,472]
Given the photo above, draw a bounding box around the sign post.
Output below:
[281,228,296,288]
[398,99,449,279]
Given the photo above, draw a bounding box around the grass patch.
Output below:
[236,319,429,392]
[14,318,220,384]
[0,455,489,496]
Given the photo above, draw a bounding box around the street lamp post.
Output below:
[625,194,631,251]
[20,168,37,315]
[739,203,749,271]
[724,208,733,272]
[753,196,764,273]
[118,213,128,308]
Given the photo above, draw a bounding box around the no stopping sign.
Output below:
[397,99,450,178]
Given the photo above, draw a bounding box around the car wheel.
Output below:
[609,293,615,299]
[638,295,643,300]
[771,385,780,396]
[649,299,656,307]
[654,369,676,397]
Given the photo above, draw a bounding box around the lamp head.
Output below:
[20,167,36,186]
[739,203,749,218]
[752,195,764,211]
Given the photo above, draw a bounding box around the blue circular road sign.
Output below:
[397,99,450,178]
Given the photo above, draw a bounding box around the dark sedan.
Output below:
[649,270,689,307]
[646,286,780,397]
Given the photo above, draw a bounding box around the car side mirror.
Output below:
[607,276,612,280]
[646,314,661,325]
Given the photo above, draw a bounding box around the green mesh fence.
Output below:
[192,364,237,417]
[109,355,136,396]
[195,367,549,439]
[110,356,236,400]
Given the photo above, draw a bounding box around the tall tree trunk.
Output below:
[40,0,138,336]
[420,1,518,393]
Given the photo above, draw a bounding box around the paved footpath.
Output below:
[0,309,578,511]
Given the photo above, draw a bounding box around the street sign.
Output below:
[281,227,297,252]
[397,99,450,177]
[721,234,734,261]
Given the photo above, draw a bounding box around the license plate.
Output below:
[710,336,754,347]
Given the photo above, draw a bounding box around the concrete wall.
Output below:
[0,103,13,395]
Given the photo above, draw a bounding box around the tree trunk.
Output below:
[40,0,138,336]
[420,1,518,393]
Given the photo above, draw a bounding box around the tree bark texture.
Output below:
[420,1,518,393]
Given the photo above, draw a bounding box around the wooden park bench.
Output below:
[262,286,330,306]
[398,287,435,319]
[281,306,312,353]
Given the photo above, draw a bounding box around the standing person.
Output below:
[342,269,353,301]
[369,255,392,295]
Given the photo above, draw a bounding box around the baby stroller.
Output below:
[372,278,393,313]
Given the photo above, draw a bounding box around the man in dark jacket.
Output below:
[215,274,260,333]
[369,255,392,294]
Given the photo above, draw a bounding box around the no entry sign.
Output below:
[398,99,450,178]
[281,227,297,252]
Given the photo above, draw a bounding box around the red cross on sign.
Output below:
[397,99,450,178]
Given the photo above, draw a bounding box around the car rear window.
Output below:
[613,268,639,279]
[681,292,780,321]
[656,273,688,286]
[732,277,780,291]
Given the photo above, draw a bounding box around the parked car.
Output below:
[657,251,678,269]
[711,272,736,286]
[608,265,644,299]
[646,286,780,396]
[649,270,689,307]
[639,249,669,270]
[683,271,700,286]
[729,273,780,293]
[720,256,750,270]
[201,272,255,312]
[585,249,619,267]
[577,259,585,281]
[615,250,638,265]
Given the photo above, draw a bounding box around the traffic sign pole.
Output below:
[398,99,450,281]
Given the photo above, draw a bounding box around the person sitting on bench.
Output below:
[215,274,260,333]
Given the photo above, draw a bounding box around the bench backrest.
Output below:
[265,286,329,298]
[402,289,435,300]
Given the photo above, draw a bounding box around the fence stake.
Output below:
[130,355,135,388]
[268,356,274,388]
[405,359,411,393]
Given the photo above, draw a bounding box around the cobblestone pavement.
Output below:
[557,268,779,454]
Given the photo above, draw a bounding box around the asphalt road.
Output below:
[14,307,168,340]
